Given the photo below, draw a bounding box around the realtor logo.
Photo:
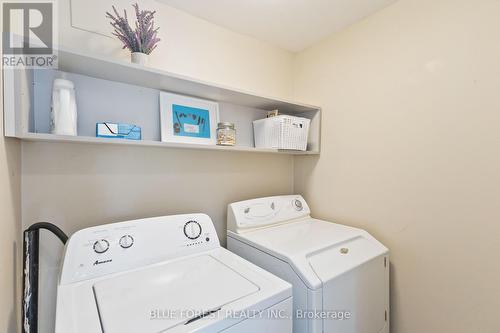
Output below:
[2,1,57,68]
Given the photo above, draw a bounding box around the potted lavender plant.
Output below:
[106,3,160,66]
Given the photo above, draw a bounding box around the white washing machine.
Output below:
[55,214,293,333]
[227,195,390,333]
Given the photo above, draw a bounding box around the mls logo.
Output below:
[2,1,57,68]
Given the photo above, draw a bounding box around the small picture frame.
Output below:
[159,92,219,145]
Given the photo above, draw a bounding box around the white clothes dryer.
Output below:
[227,195,389,333]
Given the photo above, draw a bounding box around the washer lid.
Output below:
[93,255,259,333]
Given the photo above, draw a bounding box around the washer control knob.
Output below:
[184,221,202,240]
[93,239,110,254]
[119,235,134,249]
[293,199,303,211]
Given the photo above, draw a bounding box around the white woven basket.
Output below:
[253,115,310,151]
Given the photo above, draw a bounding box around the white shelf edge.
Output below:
[18,133,320,155]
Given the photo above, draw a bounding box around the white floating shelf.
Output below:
[3,47,321,155]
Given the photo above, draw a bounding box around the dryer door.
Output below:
[308,236,389,333]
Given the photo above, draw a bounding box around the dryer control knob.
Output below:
[119,235,134,249]
[184,221,202,240]
[93,239,109,254]
[293,199,303,211]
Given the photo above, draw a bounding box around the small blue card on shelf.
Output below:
[96,123,141,140]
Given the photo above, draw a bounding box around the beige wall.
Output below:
[22,143,293,241]
[0,137,21,333]
[58,0,294,100]
[0,45,22,333]
[293,0,500,332]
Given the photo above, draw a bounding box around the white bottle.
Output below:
[51,78,77,136]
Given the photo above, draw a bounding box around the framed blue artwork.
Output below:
[160,92,219,145]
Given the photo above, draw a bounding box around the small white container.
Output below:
[131,52,148,66]
[253,115,310,151]
[51,79,77,136]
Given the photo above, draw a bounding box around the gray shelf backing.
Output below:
[32,69,272,147]
[33,69,160,140]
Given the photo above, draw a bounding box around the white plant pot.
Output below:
[131,52,148,66]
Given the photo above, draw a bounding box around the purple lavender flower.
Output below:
[106,3,161,55]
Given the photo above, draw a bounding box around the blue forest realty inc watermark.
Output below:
[2,1,58,68]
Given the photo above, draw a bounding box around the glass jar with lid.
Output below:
[217,122,236,146]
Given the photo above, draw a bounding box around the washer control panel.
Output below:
[227,195,311,233]
[60,214,219,284]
